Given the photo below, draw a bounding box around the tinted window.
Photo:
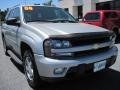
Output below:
[13,8,20,20]
[104,12,118,18]
[84,13,100,21]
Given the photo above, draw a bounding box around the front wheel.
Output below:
[23,50,41,88]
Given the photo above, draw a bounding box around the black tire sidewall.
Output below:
[2,38,7,51]
[23,50,40,88]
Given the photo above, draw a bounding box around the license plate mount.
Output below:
[94,60,106,72]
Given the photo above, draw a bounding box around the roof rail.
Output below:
[9,4,21,10]
[13,4,21,7]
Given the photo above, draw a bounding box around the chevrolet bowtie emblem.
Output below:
[93,44,99,50]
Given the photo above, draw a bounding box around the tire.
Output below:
[114,31,119,38]
[2,37,9,56]
[23,49,41,89]
[112,29,119,43]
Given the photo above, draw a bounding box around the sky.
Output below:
[0,0,58,11]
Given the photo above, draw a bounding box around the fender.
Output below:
[19,34,44,56]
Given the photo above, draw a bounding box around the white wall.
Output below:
[59,0,95,17]
[83,0,96,16]
[74,0,83,6]
[59,0,79,18]
[72,6,78,18]
[59,0,113,17]
[59,0,75,8]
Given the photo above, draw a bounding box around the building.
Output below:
[59,0,120,18]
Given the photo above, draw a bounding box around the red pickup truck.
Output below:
[82,10,120,37]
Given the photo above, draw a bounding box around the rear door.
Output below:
[104,12,120,30]
[82,12,101,26]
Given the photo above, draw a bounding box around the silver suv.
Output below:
[1,5,118,88]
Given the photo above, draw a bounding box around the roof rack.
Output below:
[8,4,21,10]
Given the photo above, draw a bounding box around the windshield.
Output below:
[23,6,76,23]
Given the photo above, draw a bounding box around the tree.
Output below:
[0,10,8,21]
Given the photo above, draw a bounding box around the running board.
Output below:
[8,50,23,65]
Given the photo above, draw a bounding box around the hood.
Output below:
[28,22,109,36]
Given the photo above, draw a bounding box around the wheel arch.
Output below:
[20,35,44,58]
[20,42,33,58]
[112,26,119,35]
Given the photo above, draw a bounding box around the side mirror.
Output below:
[6,18,20,26]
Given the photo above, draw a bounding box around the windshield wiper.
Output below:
[26,19,54,23]
[48,19,77,23]
[26,19,77,23]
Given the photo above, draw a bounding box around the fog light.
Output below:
[54,67,66,75]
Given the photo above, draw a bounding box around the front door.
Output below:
[5,7,20,53]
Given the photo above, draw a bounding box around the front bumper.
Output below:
[34,46,118,78]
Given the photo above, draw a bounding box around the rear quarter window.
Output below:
[104,12,118,19]
[84,13,100,21]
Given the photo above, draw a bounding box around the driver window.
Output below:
[13,7,20,21]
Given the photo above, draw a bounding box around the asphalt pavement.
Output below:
[0,28,120,90]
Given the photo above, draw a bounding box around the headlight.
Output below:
[50,40,62,48]
[49,40,71,49]
[44,39,72,57]
[62,40,71,48]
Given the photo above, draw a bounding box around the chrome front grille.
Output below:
[68,32,112,47]
[74,46,110,58]
[50,31,114,59]
[70,36,110,47]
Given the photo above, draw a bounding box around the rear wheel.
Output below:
[23,49,41,88]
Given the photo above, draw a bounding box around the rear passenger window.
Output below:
[84,13,100,21]
[104,12,118,19]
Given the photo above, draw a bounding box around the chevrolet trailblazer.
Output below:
[1,5,118,88]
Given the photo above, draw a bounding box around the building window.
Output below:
[104,12,118,19]
[64,8,69,12]
[115,0,120,10]
[78,6,83,19]
[96,0,120,10]
[96,1,114,10]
